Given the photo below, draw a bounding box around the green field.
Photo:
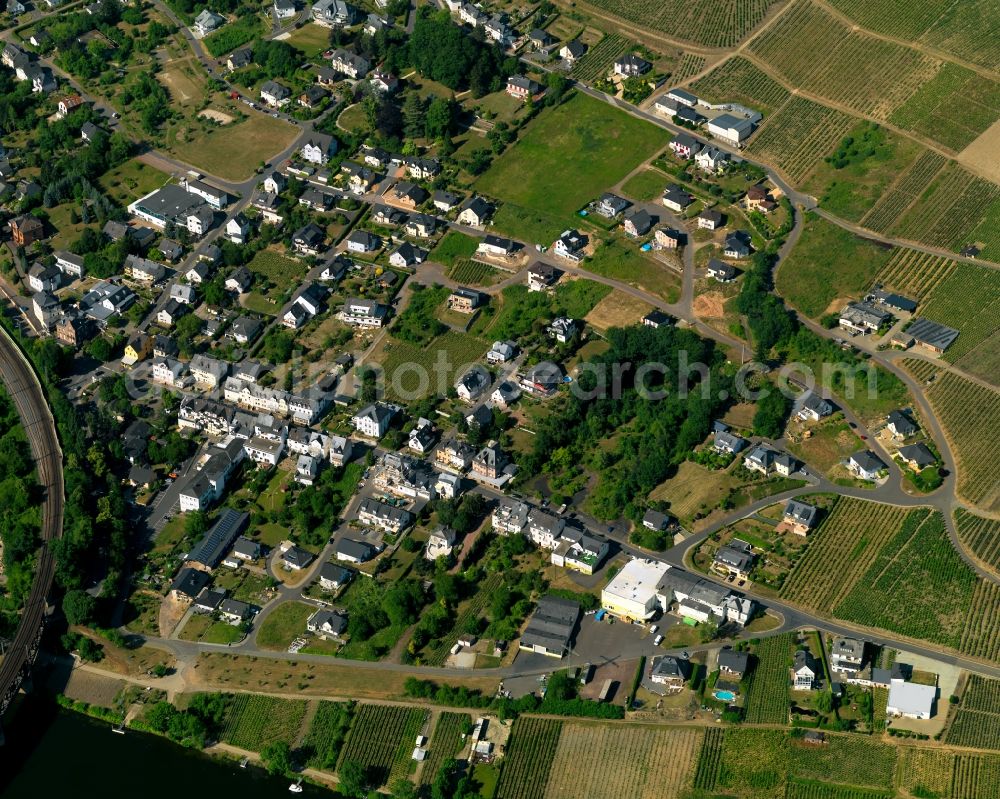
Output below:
[446,258,502,286]
[919,263,1000,366]
[803,123,926,222]
[431,230,480,266]
[494,717,562,799]
[379,331,489,400]
[620,168,668,202]
[221,694,308,751]
[178,613,244,644]
[955,508,1000,576]
[98,158,172,205]
[689,56,792,116]
[583,237,681,302]
[283,23,333,58]
[168,113,298,182]
[775,213,894,317]
[337,703,429,786]
[302,701,354,771]
[476,92,668,243]
[244,248,308,315]
[255,601,314,651]
[743,633,794,724]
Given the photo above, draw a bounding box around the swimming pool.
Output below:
[714,690,736,701]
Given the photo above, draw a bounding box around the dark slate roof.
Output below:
[188,509,250,568]
[172,567,211,598]
[907,317,960,351]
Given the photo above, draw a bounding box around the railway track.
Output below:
[0,324,64,722]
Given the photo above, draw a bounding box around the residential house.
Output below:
[183,178,229,210]
[526,508,565,549]
[596,192,630,218]
[654,228,683,250]
[307,609,348,638]
[432,190,460,213]
[435,438,475,472]
[263,172,286,195]
[225,213,251,244]
[408,417,436,454]
[53,250,85,279]
[506,75,540,100]
[28,264,60,293]
[849,450,886,481]
[471,442,508,482]
[125,254,166,283]
[301,135,337,168]
[351,402,396,438]
[405,213,437,238]
[830,637,866,677]
[156,298,187,328]
[486,340,517,364]
[227,48,252,71]
[547,317,578,343]
[553,229,586,261]
[190,354,230,388]
[57,94,84,117]
[782,499,818,536]
[282,545,314,571]
[346,229,380,253]
[492,499,529,534]
[425,527,457,561]
[723,231,752,259]
[193,8,225,35]
[229,316,263,345]
[151,357,187,388]
[792,650,817,691]
[292,222,325,255]
[839,301,891,335]
[718,647,749,679]
[121,333,151,366]
[260,80,291,107]
[661,185,693,212]
[528,28,552,49]
[650,656,688,690]
[153,335,179,358]
[713,539,754,579]
[357,498,412,533]
[559,40,586,63]
[698,209,723,230]
[713,430,748,454]
[456,197,493,227]
[10,215,44,247]
[448,287,484,314]
[55,315,93,348]
[624,209,654,237]
[186,261,212,285]
[368,68,398,94]
[186,206,215,237]
[642,509,675,532]
[614,53,651,76]
[79,280,136,323]
[339,297,389,328]
[328,435,353,466]
[319,562,353,591]
[669,133,700,159]
[456,366,491,402]
[273,0,296,19]
[388,241,426,268]
[388,181,427,209]
[158,239,183,262]
[887,410,918,439]
[312,0,358,26]
[490,379,520,408]
[527,262,559,291]
[643,310,673,328]
[477,234,516,258]
[404,156,440,180]
[695,146,729,173]
[520,361,563,397]
[745,185,775,213]
[897,443,936,471]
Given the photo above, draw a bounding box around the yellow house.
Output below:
[122,334,151,367]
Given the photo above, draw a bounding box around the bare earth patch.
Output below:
[693,291,726,318]
[958,119,1000,184]
[584,289,653,330]
[199,109,233,125]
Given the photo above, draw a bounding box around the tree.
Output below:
[752,384,791,439]
[402,92,426,139]
[339,759,368,798]
[816,691,834,713]
[424,97,455,140]
[391,779,419,799]
[261,741,293,775]
[63,588,97,625]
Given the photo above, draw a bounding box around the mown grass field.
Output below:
[775,214,894,317]
[477,92,668,242]
[620,168,668,202]
[282,23,332,58]
[255,600,314,651]
[431,230,479,266]
[98,158,171,205]
[583,237,681,302]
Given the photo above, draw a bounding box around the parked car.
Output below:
[653,635,664,646]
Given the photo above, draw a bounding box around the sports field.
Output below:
[477,93,668,242]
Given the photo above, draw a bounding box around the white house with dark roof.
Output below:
[351,402,396,438]
[848,450,886,481]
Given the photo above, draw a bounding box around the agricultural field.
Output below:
[301,701,355,771]
[672,53,707,83]
[783,784,894,799]
[578,0,781,48]
[896,746,957,798]
[477,93,668,243]
[570,33,631,83]
[337,704,429,786]
[907,363,1000,510]
[419,712,471,786]
[418,574,504,666]
[742,633,795,724]
[693,727,724,791]
[495,717,563,799]
[859,151,948,234]
[873,249,957,299]
[543,723,702,798]
[446,259,502,287]
[955,508,1000,575]
[746,96,857,183]
[834,511,976,651]
[890,62,1000,152]
[945,675,1000,752]
[828,0,1000,72]
[718,728,789,799]
[689,56,791,116]
[780,498,914,611]
[918,263,1000,367]
[802,123,927,222]
[889,162,1000,261]
[775,213,894,317]
[221,694,309,751]
[787,734,896,789]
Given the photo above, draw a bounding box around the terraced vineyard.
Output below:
[890,163,1000,261]
[946,676,1000,751]
[780,498,913,611]
[828,0,1000,72]
[495,717,562,799]
[897,746,957,798]
[874,248,957,298]
[784,784,894,799]
[952,752,1000,799]
[743,632,794,724]
[718,728,789,799]
[543,723,702,798]
[955,508,1000,575]
[420,712,470,785]
[958,580,1000,662]
[834,511,975,651]
[447,258,502,286]
[221,695,309,751]
[578,0,779,48]
[689,56,791,116]
[787,734,896,789]
[337,704,429,786]
[693,727,724,791]
[672,53,707,84]
[860,151,947,233]
[921,264,1000,363]
[746,96,856,182]
[748,0,939,123]
[570,34,631,83]
[905,363,1000,510]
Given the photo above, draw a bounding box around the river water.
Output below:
[0,703,328,797]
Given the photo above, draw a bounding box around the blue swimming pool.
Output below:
[714,690,736,701]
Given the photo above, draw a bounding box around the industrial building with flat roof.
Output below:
[518,595,580,658]
[600,559,669,621]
